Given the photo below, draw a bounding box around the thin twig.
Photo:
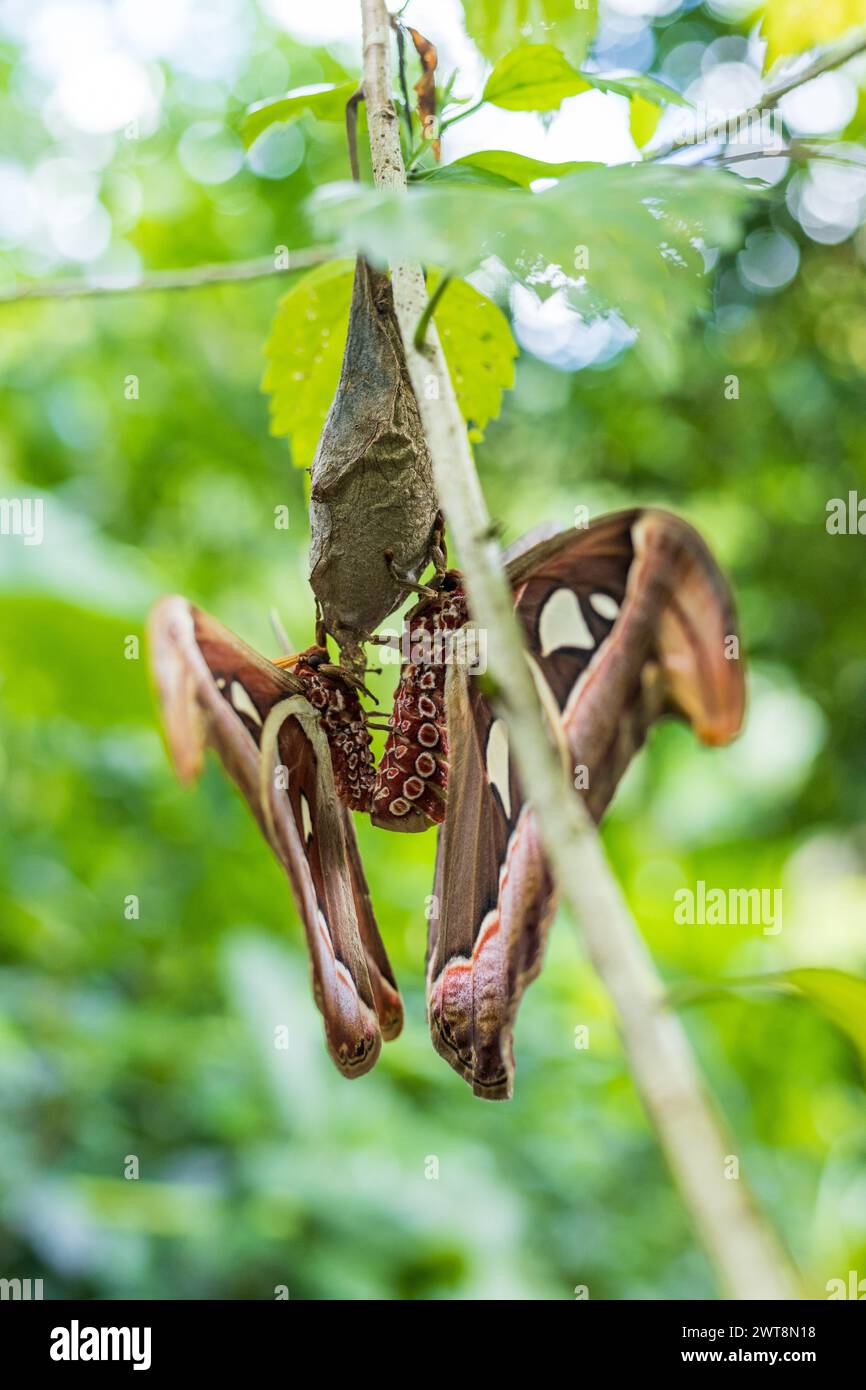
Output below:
[346,88,365,182]
[713,142,866,169]
[763,23,866,103]
[360,0,800,1301]
[269,608,295,657]
[0,246,334,305]
[413,273,451,350]
[650,22,866,163]
[439,99,483,132]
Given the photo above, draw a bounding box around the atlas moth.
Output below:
[148,508,744,1098]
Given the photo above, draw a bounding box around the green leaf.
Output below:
[630,94,663,151]
[584,72,690,107]
[427,271,518,442]
[262,258,355,466]
[263,261,517,461]
[610,76,689,154]
[429,149,599,188]
[241,81,358,148]
[785,969,866,1075]
[482,43,590,111]
[762,0,865,68]
[671,968,866,1080]
[462,0,600,67]
[310,164,758,382]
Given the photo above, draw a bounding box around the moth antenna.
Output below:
[269,608,294,656]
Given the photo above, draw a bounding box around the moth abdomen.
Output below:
[288,645,377,814]
[371,573,469,832]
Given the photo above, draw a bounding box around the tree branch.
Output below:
[713,142,866,170]
[0,246,334,305]
[360,0,800,1300]
[651,22,866,163]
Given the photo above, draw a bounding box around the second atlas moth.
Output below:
[147,601,401,1080]
[147,508,745,1099]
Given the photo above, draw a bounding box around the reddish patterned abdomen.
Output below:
[372,575,468,832]
[291,648,375,814]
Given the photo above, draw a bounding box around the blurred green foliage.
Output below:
[1,2,866,1302]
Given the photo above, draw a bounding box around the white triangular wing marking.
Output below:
[539,587,594,655]
[230,679,263,726]
[485,718,511,820]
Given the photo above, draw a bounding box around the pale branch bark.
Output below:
[650,22,866,163]
[361,0,801,1301]
[0,246,334,305]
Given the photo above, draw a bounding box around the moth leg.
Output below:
[384,547,438,598]
[318,663,377,702]
[314,598,328,650]
[429,510,448,580]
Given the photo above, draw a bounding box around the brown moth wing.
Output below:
[426,663,553,1100]
[427,509,745,1100]
[506,508,744,747]
[553,509,746,818]
[147,596,399,1077]
[506,509,639,713]
[258,693,382,1076]
[339,804,403,1040]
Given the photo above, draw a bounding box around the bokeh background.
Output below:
[1,0,866,1300]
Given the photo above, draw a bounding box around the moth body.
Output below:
[287,646,376,814]
[372,572,468,832]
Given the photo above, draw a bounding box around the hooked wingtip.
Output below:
[635,513,746,749]
[146,596,207,786]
